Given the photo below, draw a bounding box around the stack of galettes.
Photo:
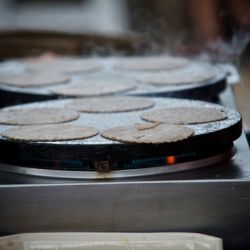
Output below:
[0,56,235,146]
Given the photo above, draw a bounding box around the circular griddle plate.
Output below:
[0,97,241,179]
[0,58,226,107]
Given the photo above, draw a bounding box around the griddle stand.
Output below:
[0,86,250,250]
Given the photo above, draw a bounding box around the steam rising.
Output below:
[196,31,250,66]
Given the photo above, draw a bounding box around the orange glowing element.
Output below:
[166,156,176,165]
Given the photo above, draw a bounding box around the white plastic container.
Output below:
[0,232,223,250]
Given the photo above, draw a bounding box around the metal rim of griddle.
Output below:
[0,146,234,179]
[0,66,227,107]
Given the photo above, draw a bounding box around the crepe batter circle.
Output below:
[136,66,216,86]
[0,107,80,125]
[141,107,227,125]
[114,57,189,72]
[27,59,101,74]
[49,78,137,97]
[65,96,155,113]
[1,124,98,142]
[101,123,194,144]
[0,72,70,88]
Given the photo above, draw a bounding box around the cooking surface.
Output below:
[0,97,240,144]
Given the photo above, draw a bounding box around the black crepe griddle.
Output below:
[0,57,227,107]
[0,97,241,178]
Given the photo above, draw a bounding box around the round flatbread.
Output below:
[0,107,79,125]
[0,72,70,88]
[1,124,98,142]
[114,57,189,72]
[49,79,137,97]
[141,107,227,125]
[136,66,215,86]
[101,123,194,144]
[65,96,155,113]
[27,58,101,74]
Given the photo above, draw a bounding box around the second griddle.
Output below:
[0,57,226,107]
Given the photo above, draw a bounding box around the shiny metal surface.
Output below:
[1,177,250,250]
[0,97,240,144]
[0,87,250,250]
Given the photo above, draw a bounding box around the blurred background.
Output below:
[1,0,250,53]
[0,0,249,135]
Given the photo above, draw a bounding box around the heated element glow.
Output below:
[166,156,176,165]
